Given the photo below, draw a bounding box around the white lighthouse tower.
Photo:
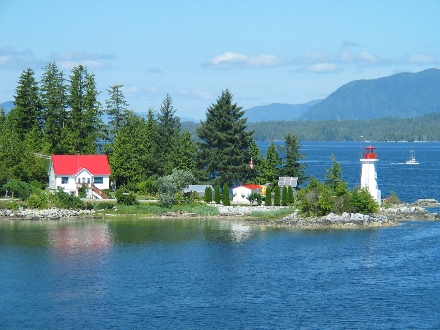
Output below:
[360,145,381,205]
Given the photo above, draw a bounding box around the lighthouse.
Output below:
[360,145,381,205]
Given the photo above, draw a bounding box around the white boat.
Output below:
[406,150,419,165]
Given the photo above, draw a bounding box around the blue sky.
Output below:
[1,0,439,120]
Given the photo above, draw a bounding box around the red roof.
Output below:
[242,184,262,190]
[51,155,111,175]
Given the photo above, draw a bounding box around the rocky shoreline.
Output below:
[1,199,439,229]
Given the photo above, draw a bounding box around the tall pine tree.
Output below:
[278,132,307,186]
[197,89,253,186]
[105,84,129,141]
[40,62,67,154]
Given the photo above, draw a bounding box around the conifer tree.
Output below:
[10,68,42,142]
[204,186,213,203]
[282,186,288,206]
[278,132,307,186]
[197,89,253,186]
[222,183,230,206]
[287,185,294,204]
[248,139,262,183]
[273,186,281,206]
[40,62,67,154]
[156,94,181,175]
[265,186,272,206]
[105,84,129,141]
[214,185,221,204]
[257,142,282,186]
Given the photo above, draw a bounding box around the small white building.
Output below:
[48,155,111,199]
[232,184,262,203]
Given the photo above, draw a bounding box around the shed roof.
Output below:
[51,155,111,175]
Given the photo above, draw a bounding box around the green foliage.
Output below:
[27,193,48,209]
[156,169,195,207]
[348,187,379,214]
[204,186,213,203]
[265,186,272,206]
[105,84,130,141]
[214,185,221,204]
[115,190,139,205]
[287,186,294,204]
[78,184,87,198]
[278,132,307,186]
[136,178,157,195]
[250,207,296,219]
[94,202,116,210]
[222,183,230,206]
[297,177,332,217]
[281,186,288,206]
[53,187,85,209]
[273,186,281,206]
[197,89,253,186]
[257,142,282,186]
[247,191,261,206]
[3,179,32,200]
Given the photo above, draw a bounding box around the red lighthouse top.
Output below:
[362,146,378,159]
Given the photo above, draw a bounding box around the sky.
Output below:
[1,0,439,120]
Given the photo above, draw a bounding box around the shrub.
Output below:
[247,191,260,205]
[281,186,288,206]
[115,190,139,205]
[273,186,281,206]
[3,179,33,200]
[287,186,294,204]
[137,179,157,195]
[204,186,213,203]
[214,185,221,204]
[27,193,48,209]
[78,184,87,198]
[222,184,230,206]
[348,187,379,214]
[386,191,400,205]
[54,187,85,209]
[265,186,272,206]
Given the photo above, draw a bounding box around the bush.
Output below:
[265,186,272,206]
[281,186,288,206]
[204,186,213,203]
[54,187,85,209]
[3,179,33,200]
[27,193,48,209]
[115,190,139,205]
[348,187,379,214]
[386,191,400,204]
[222,184,230,206]
[214,185,221,204]
[137,179,157,195]
[287,186,294,204]
[273,186,281,206]
[247,191,260,205]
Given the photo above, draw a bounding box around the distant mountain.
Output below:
[0,101,14,113]
[302,68,440,121]
[245,100,321,122]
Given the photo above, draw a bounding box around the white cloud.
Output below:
[296,63,341,73]
[205,52,287,68]
[357,51,391,66]
[191,90,212,99]
[408,54,437,65]
[338,50,356,63]
[0,46,44,70]
[295,52,329,64]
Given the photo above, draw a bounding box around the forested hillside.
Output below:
[182,112,440,141]
[302,68,440,121]
[245,100,321,122]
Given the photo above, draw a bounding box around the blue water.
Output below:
[1,141,440,329]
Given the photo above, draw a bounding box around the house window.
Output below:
[77,178,81,183]
[87,178,90,184]
[94,177,103,184]
[61,177,68,184]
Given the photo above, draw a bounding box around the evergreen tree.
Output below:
[204,186,213,203]
[197,89,253,186]
[110,111,153,187]
[40,62,67,154]
[156,94,181,175]
[105,84,129,141]
[257,142,282,186]
[10,68,42,142]
[287,185,294,204]
[325,154,349,196]
[214,185,221,203]
[222,183,230,206]
[273,186,281,206]
[248,139,262,183]
[62,65,102,154]
[281,186,288,206]
[278,132,307,186]
[265,186,272,206]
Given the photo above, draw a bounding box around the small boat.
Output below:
[406,150,419,165]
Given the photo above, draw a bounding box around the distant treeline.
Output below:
[183,113,440,141]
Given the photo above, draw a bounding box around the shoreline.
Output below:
[1,199,439,229]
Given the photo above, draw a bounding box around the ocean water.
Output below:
[1,141,440,329]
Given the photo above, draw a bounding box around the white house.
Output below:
[232,184,262,203]
[48,155,111,199]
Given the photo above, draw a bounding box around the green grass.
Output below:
[98,202,220,216]
[249,207,296,220]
